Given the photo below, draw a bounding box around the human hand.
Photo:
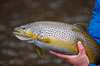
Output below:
[49,41,89,66]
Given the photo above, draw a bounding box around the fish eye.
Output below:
[23,27,26,29]
[21,26,28,30]
[21,27,26,30]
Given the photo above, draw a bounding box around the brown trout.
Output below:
[13,21,100,64]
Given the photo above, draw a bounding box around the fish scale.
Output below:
[32,22,77,40]
[13,21,100,64]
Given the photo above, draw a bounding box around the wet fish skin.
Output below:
[13,21,100,64]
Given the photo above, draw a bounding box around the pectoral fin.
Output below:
[35,46,45,57]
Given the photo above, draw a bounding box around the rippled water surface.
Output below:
[0,0,94,66]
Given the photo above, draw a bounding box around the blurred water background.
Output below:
[0,0,94,66]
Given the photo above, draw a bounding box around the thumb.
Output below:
[77,41,85,55]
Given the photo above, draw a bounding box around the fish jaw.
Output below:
[13,28,38,41]
[13,28,31,40]
[15,35,31,40]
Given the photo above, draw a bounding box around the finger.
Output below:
[77,41,85,55]
[49,51,74,59]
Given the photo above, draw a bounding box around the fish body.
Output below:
[13,21,100,64]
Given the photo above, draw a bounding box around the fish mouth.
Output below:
[13,28,25,36]
[13,28,31,40]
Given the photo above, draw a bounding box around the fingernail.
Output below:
[78,41,81,44]
[78,41,82,49]
[78,41,84,52]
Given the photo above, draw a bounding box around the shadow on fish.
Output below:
[13,21,100,64]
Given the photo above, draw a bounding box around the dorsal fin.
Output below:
[72,23,89,33]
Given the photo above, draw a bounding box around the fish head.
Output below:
[13,23,39,41]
